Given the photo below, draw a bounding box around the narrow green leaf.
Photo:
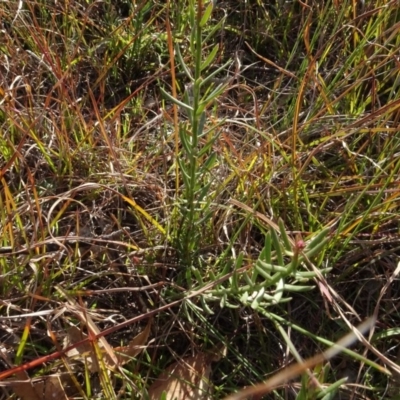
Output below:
[318,378,348,399]
[194,209,213,225]
[260,231,272,264]
[266,311,385,373]
[183,90,194,122]
[203,17,226,43]
[208,269,217,281]
[195,181,212,204]
[201,83,226,105]
[189,3,195,26]
[179,126,193,155]
[200,2,214,27]
[251,287,265,309]
[200,295,214,315]
[240,291,249,303]
[229,271,239,292]
[220,293,226,308]
[273,278,284,303]
[257,259,286,273]
[261,292,276,301]
[286,253,300,276]
[306,228,330,250]
[175,44,193,80]
[202,152,217,172]
[187,258,197,278]
[270,228,284,266]
[200,59,231,88]
[196,110,207,136]
[254,263,272,281]
[235,252,244,270]
[304,237,329,259]
[278,218,292,251]
[295,270,322,278]
[269,271,284,286]
[296,375,308,400]
[225,302,240,309]
[201,44,219,71]
[198,135,219,156]
[177,158,191,188]
[221,259,233,275]
[160,391,167,400]
[160,86,194,112]
[244,272,253,286]
[191,266,204,285]
[201,117,226,137]
[283,284,314,292]
[372,327,400,342]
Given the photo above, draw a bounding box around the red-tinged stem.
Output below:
[0,265,250,380]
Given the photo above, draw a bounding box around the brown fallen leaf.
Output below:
[64,325,101,373]
[2,346,72,400]
[147,352,214,400]
[56,285,119,368]
[64,320,151,372]
[7,374,68,400]
[113,319,151,367]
